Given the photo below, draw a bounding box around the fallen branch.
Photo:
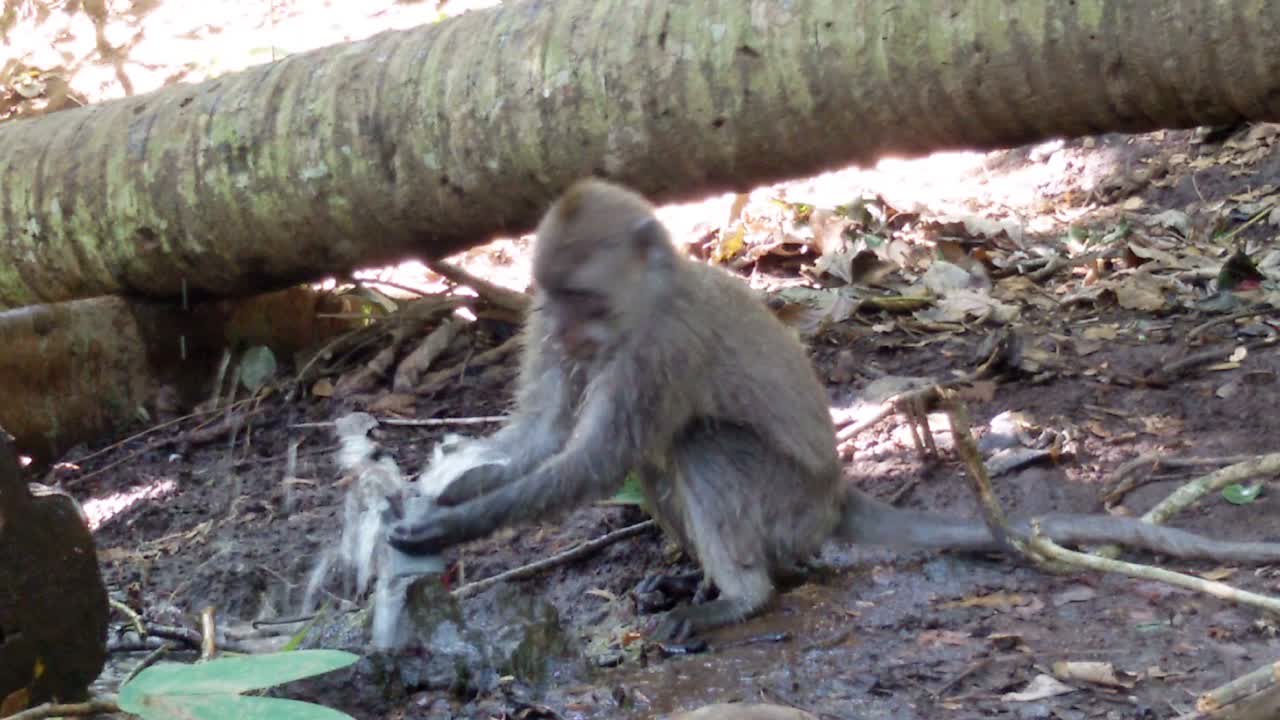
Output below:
[1142,453,1280,526]
[415,333,523,395]
[427,260,530,316]
[452,520,656,598]
[1189,657,1280,719]
[111,622,257,655]
[1025,523,1280,616]
[108,635,180,653]
[1088,453,1280,560]
[1106,453,1258,506]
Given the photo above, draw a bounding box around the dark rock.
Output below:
[0,430,108,707]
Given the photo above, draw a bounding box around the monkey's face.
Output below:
[541,287,615,359]
[531,180,674,359]
[534,227,657,360]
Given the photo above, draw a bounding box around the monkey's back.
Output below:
[682,259,839,472]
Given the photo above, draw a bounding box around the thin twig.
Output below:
[1186,308,1275,343]
[292,415,507,430]
[452,520,657,598]
[1216,203,1273,246]
[943,395,1034,561]
[6,698,119,720]
[57,403,225,469]
[350,277,429,298]
[69,401,260,486]
[379,416,507,427]
[109,598,145,637]
[1144,336,1280,386]
[121,642,175,686]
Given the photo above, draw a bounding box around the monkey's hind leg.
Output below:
[651,536,774,641]
[647,429,783,641]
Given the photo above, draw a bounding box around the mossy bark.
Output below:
[1,0,1278,307]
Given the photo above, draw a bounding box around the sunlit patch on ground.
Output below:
[82,477,177,531]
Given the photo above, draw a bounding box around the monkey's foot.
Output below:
[634,570,708,614]
[647,594,770,642]
[649,609,696,642]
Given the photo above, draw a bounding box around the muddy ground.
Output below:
[59,129,1280,719]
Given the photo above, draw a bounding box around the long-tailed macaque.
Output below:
[389,178,1280,639]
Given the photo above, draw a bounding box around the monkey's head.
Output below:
[531,179,676,359]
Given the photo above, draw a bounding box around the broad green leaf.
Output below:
[1222,483,1263,505]
[127,692,355,720]
[602,473,648,509]
[119,650,358,710]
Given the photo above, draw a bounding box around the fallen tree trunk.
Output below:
[2,0,1280,307]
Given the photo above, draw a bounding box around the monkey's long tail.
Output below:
[1031,513,1280,563]
[834,487,995,550]
[837,486,1280,563]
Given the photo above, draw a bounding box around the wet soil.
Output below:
[58,131,1280,719]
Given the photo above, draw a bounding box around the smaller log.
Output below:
[1194,660,1280,720]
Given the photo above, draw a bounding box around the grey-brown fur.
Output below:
[389,179,1280,639]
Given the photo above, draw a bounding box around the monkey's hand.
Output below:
[386,504,474,556]
[435,462,511,507]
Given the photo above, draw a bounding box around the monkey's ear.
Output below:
[629,217,669,258]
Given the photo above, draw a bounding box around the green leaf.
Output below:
[129,693,355,720]
[119,650,359,719]
[239,345,278,392]
[1222,483,1263,505]
[155,693,350,720]
[601,473,648,509]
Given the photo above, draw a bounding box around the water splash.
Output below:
[302,413,509,651]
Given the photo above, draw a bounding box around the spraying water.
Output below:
[303,412,508,651]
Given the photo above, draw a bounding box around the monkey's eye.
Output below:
[551,289,610,319]
[551,288,599,303]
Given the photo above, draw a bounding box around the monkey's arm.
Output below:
[390,388,657,555]
[436,414,568,506]
[436,340,574,506]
